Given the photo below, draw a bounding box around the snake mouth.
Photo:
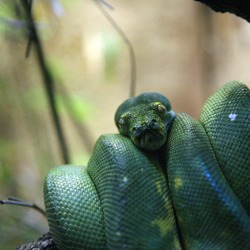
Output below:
[133,129,166,151]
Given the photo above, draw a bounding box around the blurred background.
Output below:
[1,0,250,248]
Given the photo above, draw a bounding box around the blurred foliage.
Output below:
[58,92,95,123]
[102,31,120,80]
[0,2,122,246]
[0,204,46,249]
[0,1,100,249]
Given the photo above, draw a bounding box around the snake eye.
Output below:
[152,102,167,118]
[117,113,130,133]
[119,117,126,127]
[157,103,166,114]
[118,116,129,135]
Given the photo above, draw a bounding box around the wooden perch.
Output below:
[16,232,57,250]
[195,0,250,22]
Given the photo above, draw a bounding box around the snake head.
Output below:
[115,92,175,151]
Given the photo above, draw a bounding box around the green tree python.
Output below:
[44,81,250,249]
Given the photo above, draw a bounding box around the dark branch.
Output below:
[25,0,33,58]
[21,0,70,163]
[16,232,57,250]
[195,0,250,22]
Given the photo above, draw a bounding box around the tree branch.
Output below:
[21,0,71,163]
[195,0,250,22]
[0,197,46,216]
[16,232,57,250]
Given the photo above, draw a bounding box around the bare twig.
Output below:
[20,0,70,163]
[98,0,114,10]
[25,0,33,57]
[0,197,46,216]
[93,0,137,97]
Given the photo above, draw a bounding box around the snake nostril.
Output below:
[133,126,143,138]
[146,119,158,129]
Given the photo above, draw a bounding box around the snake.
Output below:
[44,81,250,250]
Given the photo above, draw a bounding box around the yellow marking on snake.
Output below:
[155,180,164,194]
[151,217,174,237]
[153,181,175,236]
[174,177,183,189]
[155,181,172,211]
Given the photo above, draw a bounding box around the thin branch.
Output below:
[0,197,46,217]
[98,0,114,10]
[20,0,70,163]
[93,0,137,97]
[25,0,33,58]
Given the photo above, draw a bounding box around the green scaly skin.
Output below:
[44,81,250,250]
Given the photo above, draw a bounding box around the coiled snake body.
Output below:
[44,81,250,249]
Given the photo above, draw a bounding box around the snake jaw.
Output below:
[130,111,174,151]
[132,126,167,151]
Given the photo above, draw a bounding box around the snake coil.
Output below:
[44,81,250,250]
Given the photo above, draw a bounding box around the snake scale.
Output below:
[44,81,250,250]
